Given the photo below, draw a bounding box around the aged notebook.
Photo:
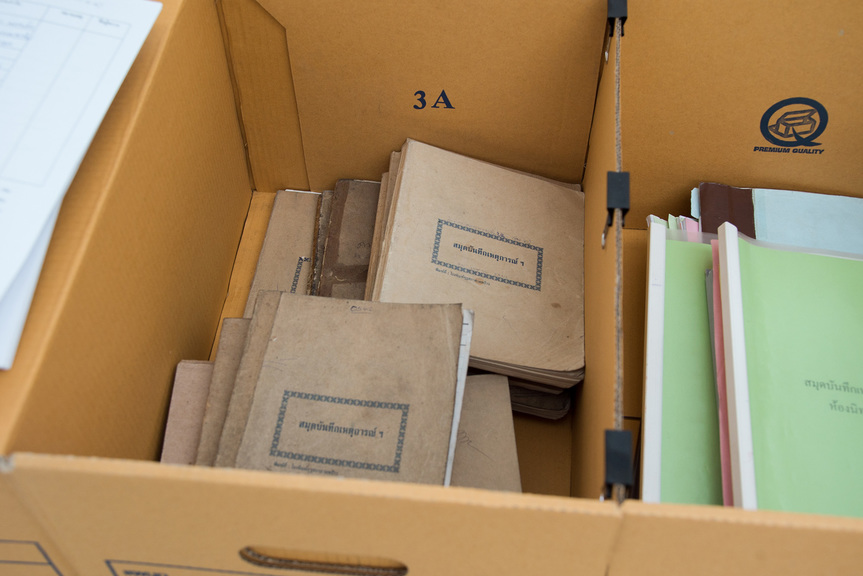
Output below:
[451,374,521,492]
[234,294,471,485]
[697,182,863,255]
[215,291,282,468]
[372,139,584,387]
[161,360,214,465]
[195,317,250,466]
[243,190,320,317]
[317,179,381,299]
[310,189,334,296]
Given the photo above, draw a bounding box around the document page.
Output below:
[0,0,161,368]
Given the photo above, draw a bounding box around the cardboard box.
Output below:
[2,0,863,574]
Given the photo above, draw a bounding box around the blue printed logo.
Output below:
[760,97,828,148]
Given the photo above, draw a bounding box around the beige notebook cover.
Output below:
[235,294,468,485]
[195,318,251,466]
[318,179,381,299]
[451,374,522,492]
[374,139,584,383]
[161,360,214,465]
[366,152,401,299]
[243,190,320,317]
[215,291,282,468]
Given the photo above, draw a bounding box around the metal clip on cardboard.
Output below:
[608,0,627,36]
[602,171,629,248]
[602,429,633,503]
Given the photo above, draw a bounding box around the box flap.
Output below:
[0,0,252,460]
[612,500,863,576]
[8,453,621,576]
[219,0,608,193]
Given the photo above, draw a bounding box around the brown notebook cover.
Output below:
[451,374,522,492]
[235,294,465,485]
[318,179,381,299]
[698,182,756,236]
[310,188,334,296]
[366,151,401,299]
[374,139,584,386]
[161,360,214,465]
[215,291,282,467]
[195,317,251,466]
[243,190,320,317]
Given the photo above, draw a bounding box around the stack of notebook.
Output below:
[642,182,863,518]
[160,163,527,489]
[368,139,586,389]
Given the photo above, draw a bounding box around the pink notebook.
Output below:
[711,240,733,506]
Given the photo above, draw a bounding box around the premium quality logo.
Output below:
[754,97,828,155]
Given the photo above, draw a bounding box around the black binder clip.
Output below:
[608,0,627,36]
[602,171,629,248]
[601,429,633,503]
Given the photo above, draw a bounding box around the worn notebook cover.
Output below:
[374,139,584,381]
[195,318,251,466]
[243,190,320,317]
[161,360,214,465]
[310,189,334,296]
[508,382,571,420]
[235,294,465,485]
[215,291,282,468]
[366,152,401,299]
[451,374,521,492]
[318,180,381,299]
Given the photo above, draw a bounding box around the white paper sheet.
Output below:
[0,0,161,369]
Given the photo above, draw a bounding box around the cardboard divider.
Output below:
[620,0,863,226]
[6,454,622,576]
[572,26,620,498]
[216,0,308,193]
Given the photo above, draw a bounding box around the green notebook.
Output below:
[719,223,863,517]
[642,223,722,505]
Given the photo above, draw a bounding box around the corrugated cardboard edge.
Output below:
[9,453,863,576]
[611,500,863,576]
[6,453,622,576]
[216,0,308,193]
[573,28,619,499]
[209,191,276,359]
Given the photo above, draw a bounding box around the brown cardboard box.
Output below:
[2,0,863,574]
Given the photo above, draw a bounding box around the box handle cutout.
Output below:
[239,546,408,576]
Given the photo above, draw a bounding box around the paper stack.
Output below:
[368,139,585,388]
[642,183,863,518]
